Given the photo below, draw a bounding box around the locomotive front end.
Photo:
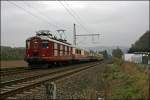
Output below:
[25,37,43,64]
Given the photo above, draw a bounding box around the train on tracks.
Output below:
[25,30,103,68]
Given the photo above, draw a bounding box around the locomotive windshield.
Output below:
[26,40,30,49]
[42,40,49,48]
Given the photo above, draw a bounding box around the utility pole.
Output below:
[73,23,100,45]
[148,53,150,100]
[73,24,76,45]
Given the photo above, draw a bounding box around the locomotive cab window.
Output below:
[26,41,30,49]
[42,40,49,48]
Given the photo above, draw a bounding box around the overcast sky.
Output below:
[1,1,149,48]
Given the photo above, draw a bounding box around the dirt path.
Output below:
[0,60,28,68]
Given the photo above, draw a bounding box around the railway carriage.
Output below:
[25,30,103,68]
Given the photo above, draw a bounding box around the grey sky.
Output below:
[1,1,149,48]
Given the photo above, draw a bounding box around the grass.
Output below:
[108,59,149,99]
[136,63,149,72]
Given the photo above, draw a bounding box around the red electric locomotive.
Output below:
[25,30,103,68]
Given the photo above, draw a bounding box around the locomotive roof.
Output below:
[27,35,72,47]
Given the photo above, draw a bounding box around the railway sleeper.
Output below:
[4,86,16,89]
[30,89,39,92]
[7,97,17,100]
[16,94,26,97]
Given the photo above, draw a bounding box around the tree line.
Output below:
[0,46,25,61]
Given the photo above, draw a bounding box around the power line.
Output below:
[22,1,62,30]
[22,1,75,43]
[63,1,91,33]
[7,1,60,29]
[21,1,62,37]
[22,1,75,38]
[58,0,91,34]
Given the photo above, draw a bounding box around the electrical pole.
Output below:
[73,24,76,45]
[148,53,150,100]
[73,24,100,45]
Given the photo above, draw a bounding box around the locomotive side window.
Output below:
[60,45,63,50]
[65,46,67,51]
[65,46,67,55]
[42,40,49,48]
[54,50,58,56]
[69,47,71,52]
[60,51,63,56]
[72,48,76,54]
[54,43,58,49]
[68,47,70,55]
[26,41,30,49]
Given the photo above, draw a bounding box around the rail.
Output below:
[0,62,101,99]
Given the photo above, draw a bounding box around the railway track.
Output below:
[1,62,97,77]
[1,62,97,83]
[1,66,69,77]
[0,62,101,99]
[1,62,96,87]
[1,68,31,77]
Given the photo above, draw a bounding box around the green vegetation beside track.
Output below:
[107,58,149,99]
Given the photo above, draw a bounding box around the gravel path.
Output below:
[55,63,107,99]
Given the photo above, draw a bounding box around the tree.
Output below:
[128,30,150,53]
[99,50,108,59]
[112,48,123,59]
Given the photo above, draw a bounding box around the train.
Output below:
[25,30,103,68]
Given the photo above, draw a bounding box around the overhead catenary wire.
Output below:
[6,1,99,45]
[21,1,62,37]
[7,1,60,29]
[22,1,73,39]
[58,0,95,45]
[63,0,91,33]
[8,0,91,34]
[22,1,63,30]
[58,0,91,34]
[58,1,101,44]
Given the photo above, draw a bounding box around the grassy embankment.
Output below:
[107,58,149,99]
